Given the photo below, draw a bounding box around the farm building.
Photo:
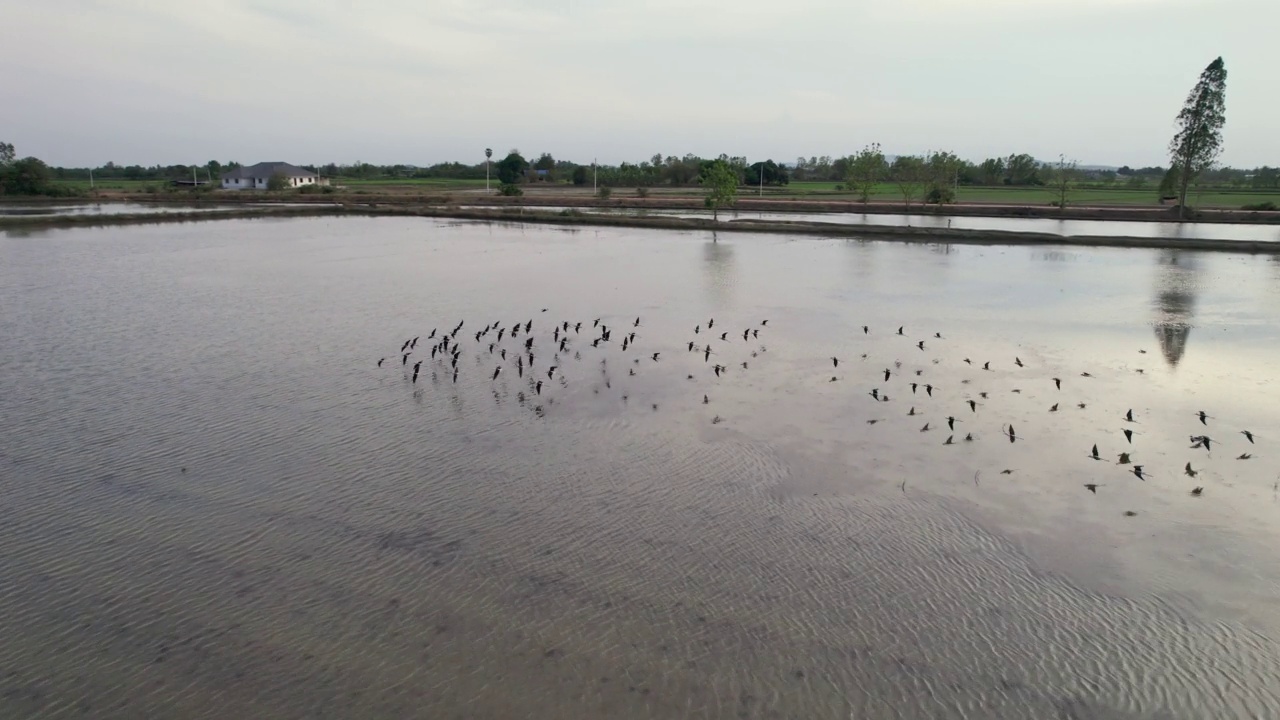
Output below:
[220,162,322,190]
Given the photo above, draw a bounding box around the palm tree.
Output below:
[485,148,493,194]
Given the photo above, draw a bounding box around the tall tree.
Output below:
[845,143,886,204]
[1169,57,1227,219]
[890,155,927,209]
[700,159,739,221]
[924,151,961,204]
[1006,153,1041,186]
[0,141,14,166]
[496,150,529,185]
[1047,155,1078,212]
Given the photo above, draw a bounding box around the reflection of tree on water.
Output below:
[702,235,736,306]
[1152,250,1200,368]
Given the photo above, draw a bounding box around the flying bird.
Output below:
[1053,377,1062,390]
[1190,486,1204,496]
[1084,484,1101,494]
[1185,462,1197,477]
[1090,444,1100,460]
[1242,430,1255,444]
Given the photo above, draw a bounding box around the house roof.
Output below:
[221,162,317,180]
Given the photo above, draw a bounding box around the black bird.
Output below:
[920,422,930,432]
[917,341,925,351]
[492,366,502,380]
[412,368,419,384]
[688,340,696,352]
[934,332,942,339]
[1015,357,1023,367]
[413,360,422,373]
[703,395,709,404]
[402,353,411,366]
[983,361,990,371]
[1123,428,1134,444]
[911,383,918,394]
[634,317,641,327]
[428,329,437,339]
[752,329,759,339]
[401,339,411,352]
[574,322,581,333]
[761,320,768,326]
[897,326,904,335]
[967,399,977,412]
[452,370,458,383]
[1125,409,1135,422]
[943,435,954,445]
[705,347,712,362]
[832,357,839,368]
[741,361,748,369]
[651,352,661,362]
[1090,444,1100,460]
[535,381,543,395]
[1005,424,1016,443]
[862,326,869,334]
[743,329,750,341]
[708,318,715,328]
[947,416,956,431]
[1191,486,1204,496]
[714,364,723,377]
[1196,411,1210,425]
[884,368,892,382]
[925,384,934,397]
[501,349,507,360]
[1050,403,1059,412]
[1117,452,1131,464]
[964,433,974,442]
[1132,465,1146,481]
[1190,435,1212,452]
[1238,453,1253,460]
[720,332,728,341]
[1084,484,1101,494]
[1053,377,1062,390]
[1185,462,1197,477]
[377,358,385,367]
[410,336,419,349]
[525,320,532,333]
[908,407,917,416]
[593,318,600,327]
[695,325,700,334]
[964,358,972,365]
[869,389,880,400]
[1242,430,1255,444]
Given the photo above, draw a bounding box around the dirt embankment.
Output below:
[52,189,1280,225]
[5,203,1278,254]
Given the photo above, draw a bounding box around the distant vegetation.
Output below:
[0,141,79,197]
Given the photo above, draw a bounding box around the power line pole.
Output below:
[759,161,764,197]
[593,158,597,194]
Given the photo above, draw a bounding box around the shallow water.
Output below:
[0,202,307,217]
[491,205,1280,243]
[3,217,1280,719]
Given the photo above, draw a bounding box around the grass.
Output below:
[779,182,1280,208]
[335,177,490,188]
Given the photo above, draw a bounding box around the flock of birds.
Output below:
[378,313,1264,507]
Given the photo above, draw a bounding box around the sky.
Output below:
[1,0,1276,169]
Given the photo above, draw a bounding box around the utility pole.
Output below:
[593,158,597,194]
[759,162,764,197]
[88,167,94,190]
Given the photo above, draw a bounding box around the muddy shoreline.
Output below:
[7,191,1280,225]
[4,203,1279,254]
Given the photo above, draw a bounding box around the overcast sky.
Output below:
[1,0,1275,168]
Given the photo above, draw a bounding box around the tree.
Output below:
[845,143,887,203]
[1,156,54,195]
[700,159,738,221]
[1047,155,1078,211]
[496,151,529,185]
[0,141,14,166]
[266,172,289,191]
[1158,167,1179,201]
[924,151,961,204]
[1006,153,1041,185]
[977,157,1005,185]
[1169,57,1227,219]
[533,153,555,181]
[571,166,588,186]
[746,159,789,188]
[890,155,927,209]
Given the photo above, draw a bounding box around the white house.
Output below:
[220,162,321,190]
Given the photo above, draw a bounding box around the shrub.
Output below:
[498,183,523,196]
[834,184,844,191]
[925,187,955,205]
[636,187,649,198]
[321,186,336,194]
[266,172,289,192]
[597,186,612,200]
[1242,201,1278,211]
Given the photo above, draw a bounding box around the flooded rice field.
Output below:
[489,205,1280,244]
[3,216,1280,719]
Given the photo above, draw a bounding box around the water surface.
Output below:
[3,217,1280,719]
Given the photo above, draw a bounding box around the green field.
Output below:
[779,182,1280,208]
